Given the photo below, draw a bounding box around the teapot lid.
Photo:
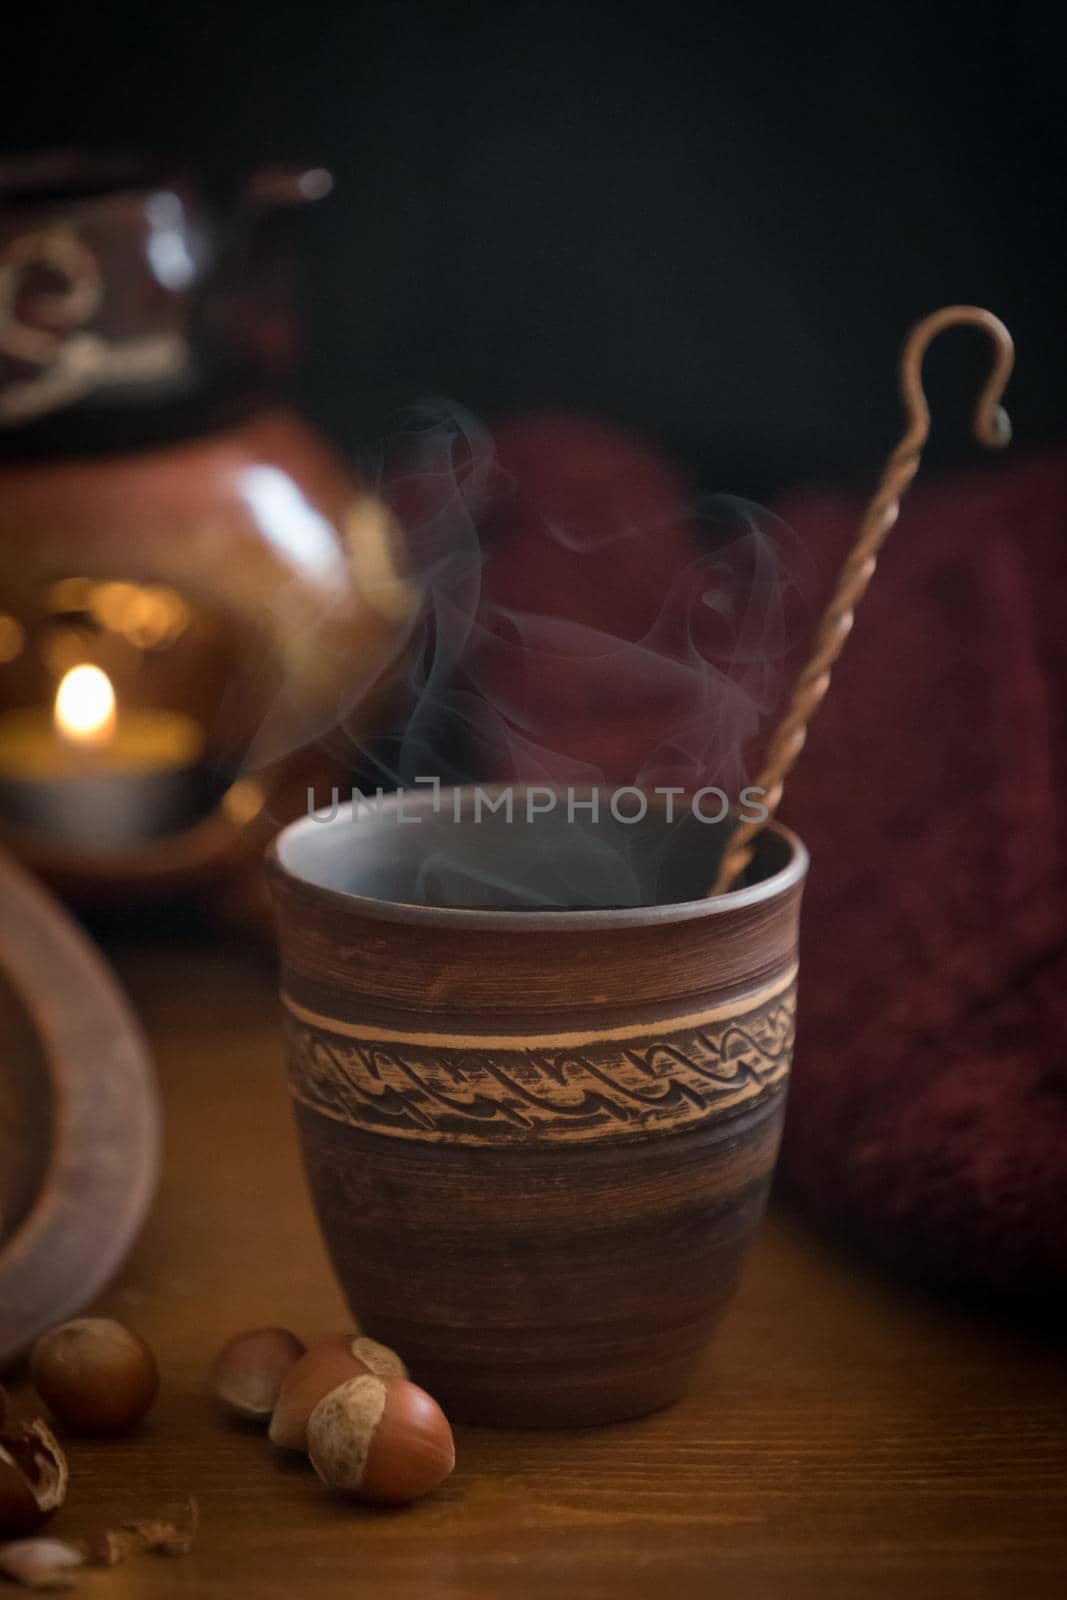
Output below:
[0,150,330,458]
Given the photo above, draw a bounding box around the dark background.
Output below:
[3,0,1065,500]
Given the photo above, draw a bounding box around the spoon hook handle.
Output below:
[709,305,1015,897]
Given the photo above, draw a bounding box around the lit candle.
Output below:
[0,665,212,849]
[55,663,117,747]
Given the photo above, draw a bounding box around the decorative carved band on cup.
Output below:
[281,969,797,1146]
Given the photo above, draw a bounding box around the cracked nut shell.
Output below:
[211,1327,305,1421]
[0,1419,68,1536]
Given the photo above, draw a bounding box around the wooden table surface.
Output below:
[14,930,1066,1599]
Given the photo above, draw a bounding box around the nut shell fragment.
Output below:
[76,1497,199,1566]
[0,1422,68,1537]
[0,1537,84,1589]
[122,1496,199,1556]
[211,1327,305,1421]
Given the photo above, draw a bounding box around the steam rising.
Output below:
[333,401,803,799]
[260,400,804,906]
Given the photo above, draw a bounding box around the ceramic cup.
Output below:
[268,787,807,1427]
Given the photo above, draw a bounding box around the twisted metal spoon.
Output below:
[710,304,1015,896]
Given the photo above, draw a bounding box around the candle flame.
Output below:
[54,664,117,747]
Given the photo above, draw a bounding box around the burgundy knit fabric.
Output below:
[480,415,1067,1295]
[776,453,1067,1293]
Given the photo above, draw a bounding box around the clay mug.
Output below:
[269,786,807,1427]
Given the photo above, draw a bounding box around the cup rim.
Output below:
[267,785,809,931]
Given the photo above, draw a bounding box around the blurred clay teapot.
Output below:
[0,152,416,905]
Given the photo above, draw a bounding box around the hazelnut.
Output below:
[0,1536,83,1589]
[30,1318,158,1435]
[307,1375,454,1506]
[0,1420,68,1537]
[211,1328,305,1421]
[268,1334,407,1451]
